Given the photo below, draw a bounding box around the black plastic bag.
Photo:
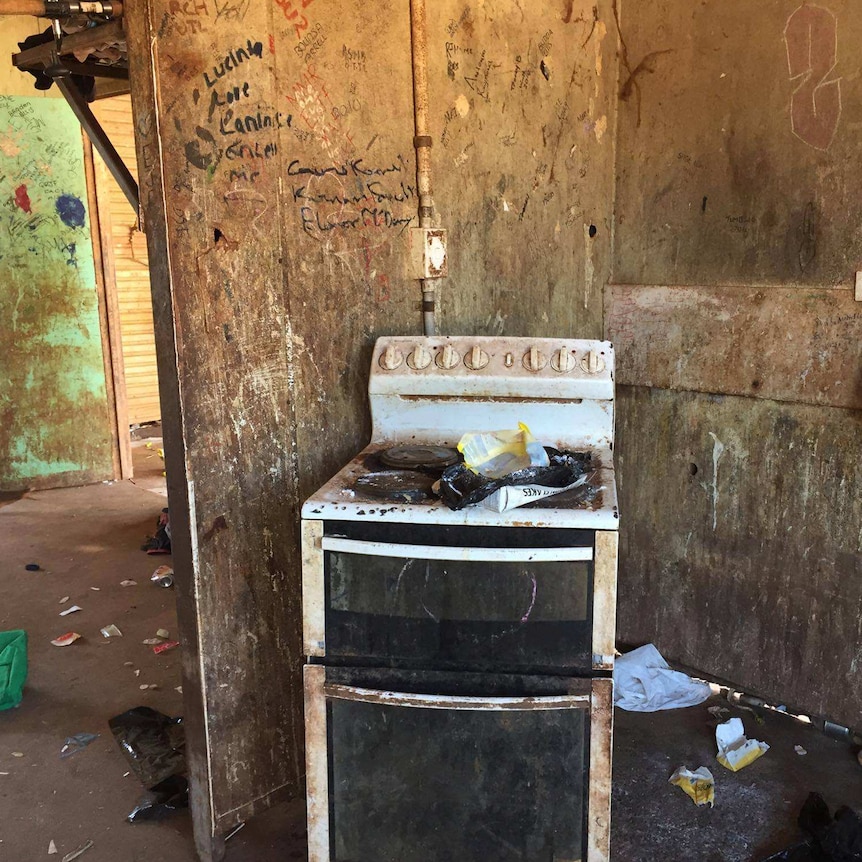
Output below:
[109,706,188,822]
[762,793,862,861]
[127,775,190,823]
[438,448,592,511]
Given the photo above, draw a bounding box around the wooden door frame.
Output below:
[82,132,133,480]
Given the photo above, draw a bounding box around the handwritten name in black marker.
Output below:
[203,39,264,88]
[287,158,403,178]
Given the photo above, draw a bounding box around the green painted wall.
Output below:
[0,95,113,490]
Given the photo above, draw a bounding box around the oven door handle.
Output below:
[320,536,593,562]
[323,683,591,710]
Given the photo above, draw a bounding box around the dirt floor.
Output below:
[1,457,860,861]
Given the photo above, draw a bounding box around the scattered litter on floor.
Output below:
[142,638,161,646]
[59,606,82,617]
[225,822,246,841]
[100,625,122,638]
[128,774,189,823]
[763,792,862,860]
[89,587,100,592]
[123,661,134,667]
[25,563,40,571]
[614,643,712,712]
[48,839,57,855]
[175,686,182,694]
[669,765,715,808]
[142,509,172,555]
[59,733,99,759]
[109,706,188,822]
[50,632,81,648]
[156,629,170,639]
[0,630,28,711]
[0,771,9,775]
[11,752,24,757]
[716,717,769,771]
[153,640,179,655]
[61,839,93,862]
[58,596,69,605]
[708,705,731,720]
[795,745,807,756]
[150,566,174,588]
[120,580,137,587]
[135,670,140,677]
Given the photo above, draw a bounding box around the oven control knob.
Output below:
[550,347,576,373]
[379,344,404,370]
[464,345,489,370]
[580,349,606,374]
[522,346,548,372]
[407,344,432,370]
[436,344,461,369]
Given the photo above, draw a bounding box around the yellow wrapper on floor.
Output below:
[669,766,715,807]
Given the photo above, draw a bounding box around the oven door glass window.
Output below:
[324,542,592,671]
[327,688,588,862]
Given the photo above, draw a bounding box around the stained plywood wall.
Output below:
[127,0,619,835]
[608,0,862,725]
[0,95,114,490]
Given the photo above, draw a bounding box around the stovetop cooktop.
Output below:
[302,336,619,529]
[302,442,619,529]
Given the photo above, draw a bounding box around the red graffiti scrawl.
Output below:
[784,5,842,151]
[13,184,31,213]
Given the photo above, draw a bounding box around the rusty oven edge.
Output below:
[323,684,591,710]
[588,678,613,862]
[302,520,325,657]
[592,531,619,670]
[304,665,330,862]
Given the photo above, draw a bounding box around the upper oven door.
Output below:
[302,521,617,674]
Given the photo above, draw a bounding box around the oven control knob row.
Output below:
[407,344,432,369]
[581,349,605,374]
[436,344,461,369]
[464,345,489,370]
[379,344,404,370]
[550,347,576,373]
[523,346,548,372]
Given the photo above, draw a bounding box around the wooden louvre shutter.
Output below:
[91,95,161,426]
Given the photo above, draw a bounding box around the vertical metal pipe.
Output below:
[55,76,140,215]
[410,0,437,336]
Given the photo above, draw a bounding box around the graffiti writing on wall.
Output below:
[784,5,841,151]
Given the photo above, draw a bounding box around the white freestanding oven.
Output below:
[301,336,619,862]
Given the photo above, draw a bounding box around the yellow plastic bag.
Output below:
[457,423,549,479]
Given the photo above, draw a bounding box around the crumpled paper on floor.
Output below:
[613,643,712,712]
[715,717,769,771]
[669,766,715,807]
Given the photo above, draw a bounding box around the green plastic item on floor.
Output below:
[0,630,28,711]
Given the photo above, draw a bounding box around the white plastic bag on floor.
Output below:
[613,643,712,712]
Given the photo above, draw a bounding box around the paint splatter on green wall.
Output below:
[0,95,113,490]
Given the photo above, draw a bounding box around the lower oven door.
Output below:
[305,665,612,862]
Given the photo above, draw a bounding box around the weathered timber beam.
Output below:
[55,77,139,214]
[17,58,129,79]
[11,19,124,69]
[0,0,122,17]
